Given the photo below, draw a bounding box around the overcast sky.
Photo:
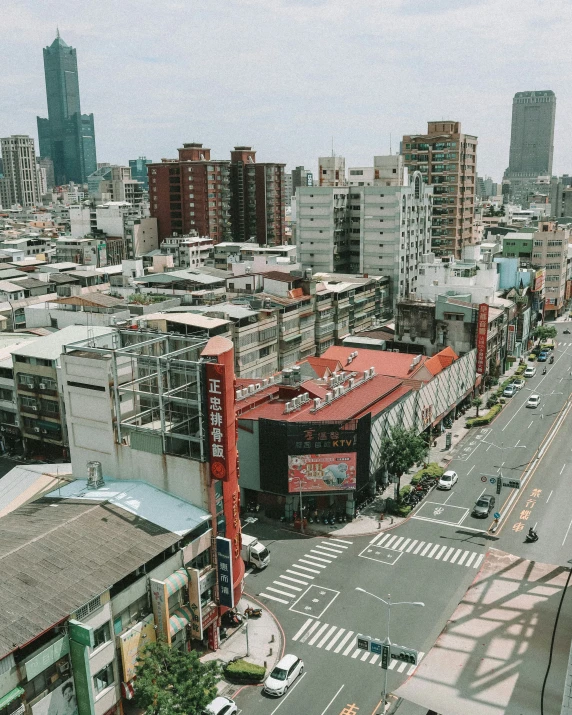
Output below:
[1,0,570,182]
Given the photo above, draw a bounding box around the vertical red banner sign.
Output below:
[476,303,489,374]
[206,362,228,480]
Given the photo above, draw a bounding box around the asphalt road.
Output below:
[235,325,572,715]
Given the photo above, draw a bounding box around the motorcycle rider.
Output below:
[528,527,538,541]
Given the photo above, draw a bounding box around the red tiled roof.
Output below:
[302,356,343,378]
[262,271,296,282]
[425,346,458,376]
[237,374,411,423]
[321,346,427,379]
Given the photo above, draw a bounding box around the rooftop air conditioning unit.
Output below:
[248,384,255,394]
[370,366,375,376]
[255,383,261,390]
[325,391,333,403]
[348,378,355,388]
[313,397,321,409]
[284,401,292,413]
[235,390,242,400]
[347,356,353,364]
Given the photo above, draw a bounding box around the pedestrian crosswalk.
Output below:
[259,539,351,605]
[361,532,484,570]
[292,617,424,675]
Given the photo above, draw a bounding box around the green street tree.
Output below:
[471,397,483,417]
[134,641,220,715]
[532,325,557,342]
[377,426,429,499]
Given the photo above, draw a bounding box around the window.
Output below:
[93,663,114,694]
[93,622,111,650]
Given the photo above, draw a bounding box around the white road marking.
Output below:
[406,540,418,552]
[299,620,321,642]
[420,543,433,556]
[562,517,572,546]
[270,672,306,715]
[244,567,253,576]
[260,593,289,604]
[266,586,297,598]
[383,535,400,549]
[450,549,462,564]
[360,650,370,661]
[397,661,408,673]
[457,550,470,565]
[467,465,475,475]
[547,490,553,503]
[399,538,412,551]
[434,545,447,560]
[319,684,345,715]
[427,544,440,558]
[274,580,302,592]
[465,552,476,567]
[413,541,426,554]
[316,625,338,648]
[371,532,391,546]
[281,574,308,585]
[442,547,455,561]
[343,638,357,656]
[351,649,362,659]
[315,544,344,554]
[408,652,425,674]
[308,623,330,645]
[325,628,346,651]
[286,569,314,580]
[528,420,534,429]
[391,536,405,549]
[331,538,353,545]
[561,464,567,474]
[297,560,323,571]
[388,659,397,670]
[306,552,333,563]
[335,631,354,653]
[473,554,484,569]
[292,618,314,641]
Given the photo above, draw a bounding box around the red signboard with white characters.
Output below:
[476,303,489,374]
[206,363,229,480]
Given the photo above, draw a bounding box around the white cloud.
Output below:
[0,0,570,179]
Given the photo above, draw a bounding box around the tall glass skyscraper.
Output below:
[507,90,556,178]
[37,32,97,186]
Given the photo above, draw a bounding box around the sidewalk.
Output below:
[202,595,283,697]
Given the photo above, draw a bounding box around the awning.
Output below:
[169,605,193,637]
[0,686,24,709]
[164,568,189,596]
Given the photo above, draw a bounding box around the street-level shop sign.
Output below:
[216,536,235,609]
[206,363,229,481]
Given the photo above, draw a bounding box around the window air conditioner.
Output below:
[33,427,40,433]
[39,383,46,390]
[31,405,38,411]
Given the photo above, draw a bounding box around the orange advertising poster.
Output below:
[288,453,357,492]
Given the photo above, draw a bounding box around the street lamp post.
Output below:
[356,587,425,714]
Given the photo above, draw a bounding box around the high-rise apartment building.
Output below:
[229,146,286,246]
[37,32,97,185]
[148,143,231,243]
[297,167,432,305]
[291,165,313,197]
[319,155,346,186]
[403,121,477,259]
[530,220,568,319]
[129,156,152,190]
[0,135,40,207]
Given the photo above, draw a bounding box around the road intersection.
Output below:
[235,325,572,714]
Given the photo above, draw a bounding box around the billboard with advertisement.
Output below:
[288,453,357,492]
[533,268,546,293]
[216,536,235,609]
[32,678,78,715]
[150,579,170,644]
[476,303,489,374]
[119,615,156,682]
[205,363,230,481]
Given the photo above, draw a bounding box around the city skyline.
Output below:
[1,0,571,183]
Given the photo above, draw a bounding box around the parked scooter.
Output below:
[543,367,547,375]
[244,606,262,618]
[550,355,554,364]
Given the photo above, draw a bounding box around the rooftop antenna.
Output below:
[56,26,60,38]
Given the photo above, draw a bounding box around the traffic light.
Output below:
[381,644,390,669]
[390,644,418,665]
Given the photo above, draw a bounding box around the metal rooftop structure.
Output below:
[64,328,211,461]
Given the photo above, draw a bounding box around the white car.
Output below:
[205,696,237,715]
[527,394,541,409]
[263,654,304,697]
[438,470,458,490]
[524,366,537,378]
